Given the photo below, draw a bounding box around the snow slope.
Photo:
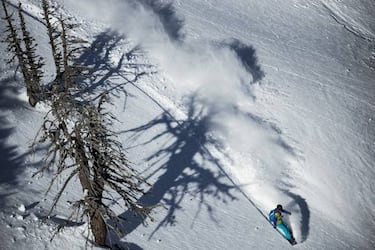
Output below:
[0,0,374,249]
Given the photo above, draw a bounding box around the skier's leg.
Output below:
[277,223,292,240]
[269,214,275,224]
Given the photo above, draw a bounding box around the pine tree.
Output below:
[35,92,154,246]
[41,0,62,78]
[1,0,43,106]
[18,1,44,105]
[1,0,155,246]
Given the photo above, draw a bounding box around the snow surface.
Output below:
[0,0,374,249]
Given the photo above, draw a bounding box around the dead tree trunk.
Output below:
[41,0,62,78]
[1,0,39,106]
[17,2,44,106]
[74,127,106,246]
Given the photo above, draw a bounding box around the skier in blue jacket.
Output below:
[269,204,296,244]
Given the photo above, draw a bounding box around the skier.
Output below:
[269,204,296,244]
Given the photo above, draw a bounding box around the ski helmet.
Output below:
[277,204,283,210]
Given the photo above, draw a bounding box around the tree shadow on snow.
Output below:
[0,121,23,186]
[75,29,153,102]
[110,94,237,245]
[0,74,30,207]
[282,190,310,243]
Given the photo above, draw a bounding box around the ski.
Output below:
[268,220,297,246]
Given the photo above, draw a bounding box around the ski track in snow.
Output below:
[321,1,375,43]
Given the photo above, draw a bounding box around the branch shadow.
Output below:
[109,94,237,245]
[283,190,310,243]
[75,29,153,101]
[133,0,185,41]
[223,38,265,84]
[46,215,86,227]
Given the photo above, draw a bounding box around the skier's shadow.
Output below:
[110,95,236,245]
[283,190,310,243]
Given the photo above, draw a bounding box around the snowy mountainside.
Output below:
[0,0,374,249]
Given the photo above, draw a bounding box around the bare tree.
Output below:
[1,0,44,106]
[41,0,62,78]
[18,2,44,103]
[2,0,155,246]
[42,0,90,92]
[35,92,154,246]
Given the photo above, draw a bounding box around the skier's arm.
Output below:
[282,209,291,215]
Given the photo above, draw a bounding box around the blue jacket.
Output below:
[269,208,291,227]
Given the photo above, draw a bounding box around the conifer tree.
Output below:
[1,0,43,106]
[1,0,155,246]
[35,91,154,246]
[41,0,62,78]
[18,1,44,104]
